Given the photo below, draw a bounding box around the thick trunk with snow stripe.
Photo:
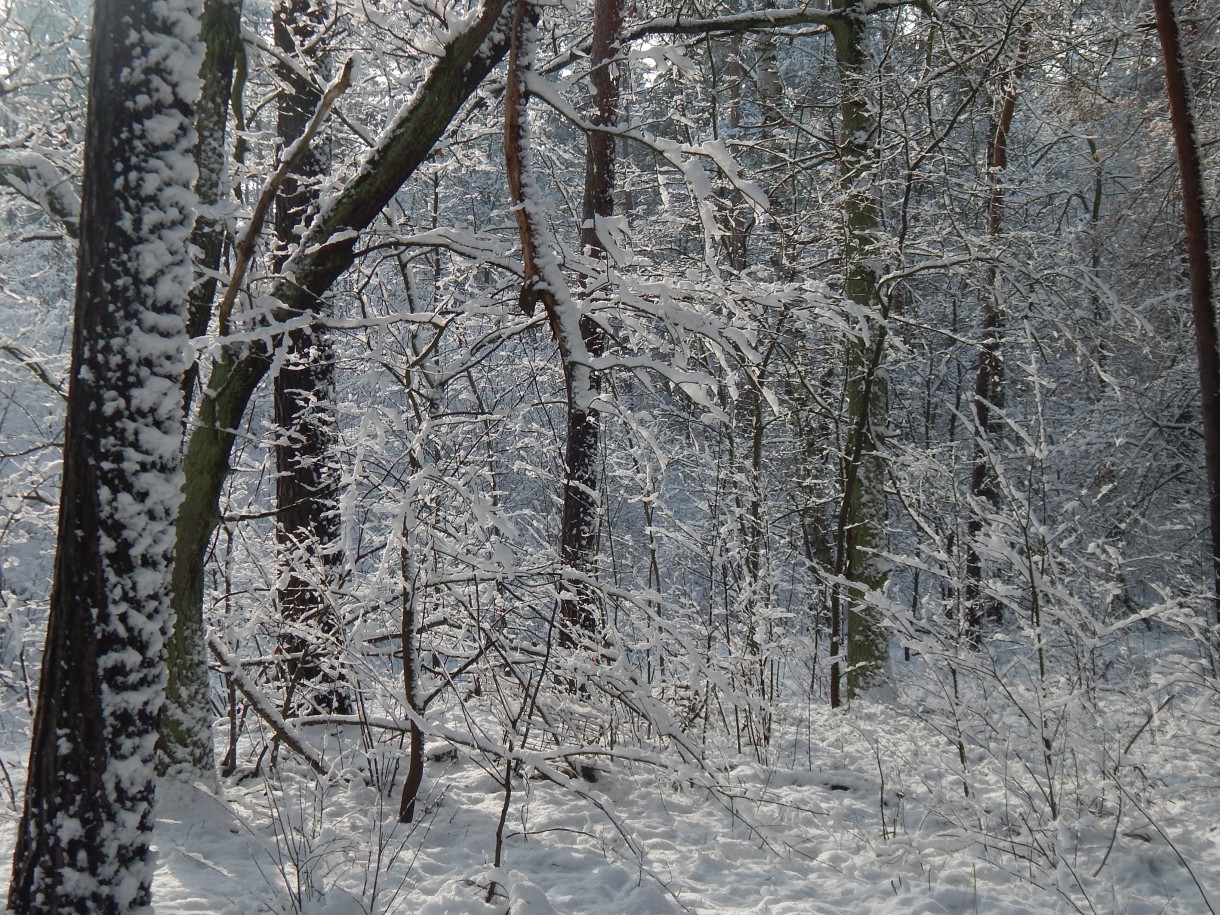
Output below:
[8,0,202,910]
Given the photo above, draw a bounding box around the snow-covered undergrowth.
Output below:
[2,621,1216,914]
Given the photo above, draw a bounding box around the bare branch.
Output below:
[0,342,67,400]
[208,634,328,776]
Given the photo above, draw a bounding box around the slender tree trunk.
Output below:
[559,0,621,646]
[398,287,438,822]
[1154,0,1220,624]
[964,23,1029,643]
[828,0,889,703]
[160,0,512,769]
[8,0,200,908]
[398,510,425,822]
[272,0,350,715]
[505,0,614,651]
[182,0,243,417]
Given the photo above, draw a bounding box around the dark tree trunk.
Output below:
[272,0,350,715]
[398,533,425,822]
[1154,0,1220,624]
[557,352,604,645]
[8,0,199,909]
[504,0,616,650]
[556,0,620,647]
[964,24,1029,643]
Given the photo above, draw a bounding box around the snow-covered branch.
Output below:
[0,151,79,237]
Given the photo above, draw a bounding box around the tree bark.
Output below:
[964,22,1029,643]
[505,0,612,650]
[8,0,200,908]
[1154,0,1220,624]
[398,518,425,822]
[272,0,350,716]
[560,0,620,646]
[182,0,243,416]
[828,0,889,704]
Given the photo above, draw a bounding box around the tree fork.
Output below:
[505,0,610,651]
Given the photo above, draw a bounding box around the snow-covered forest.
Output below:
[2,0,1220,911]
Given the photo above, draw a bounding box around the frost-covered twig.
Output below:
[0,342,66,400]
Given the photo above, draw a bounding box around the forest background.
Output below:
[1,0,1220,911]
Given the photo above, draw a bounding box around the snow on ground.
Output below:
[0,634,1218,913]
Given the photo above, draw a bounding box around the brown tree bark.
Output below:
[964,21,1029,643]
[560,0,620,645]
[1154,0,1220,624]
[505,0,618,650]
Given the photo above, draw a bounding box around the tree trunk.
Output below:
[828,0,889,704]
[1154,0,1220,624]
[159,0,512,769]
[398,517,425,822]
[557,0,620,647]
[505,0,615,651]
[8,0,200,909]
[272,0,350,715]
[182,0,243,416]
[964,22,1029,643]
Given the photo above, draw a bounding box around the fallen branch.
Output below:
[207,633,327,776]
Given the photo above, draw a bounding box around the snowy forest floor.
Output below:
[1,627,1219,914]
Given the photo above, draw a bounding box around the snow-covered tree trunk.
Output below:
[561,0,621,646]
[505,0,606,649]
[7,0,201,909]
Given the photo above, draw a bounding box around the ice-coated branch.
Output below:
[0,341,66,401]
